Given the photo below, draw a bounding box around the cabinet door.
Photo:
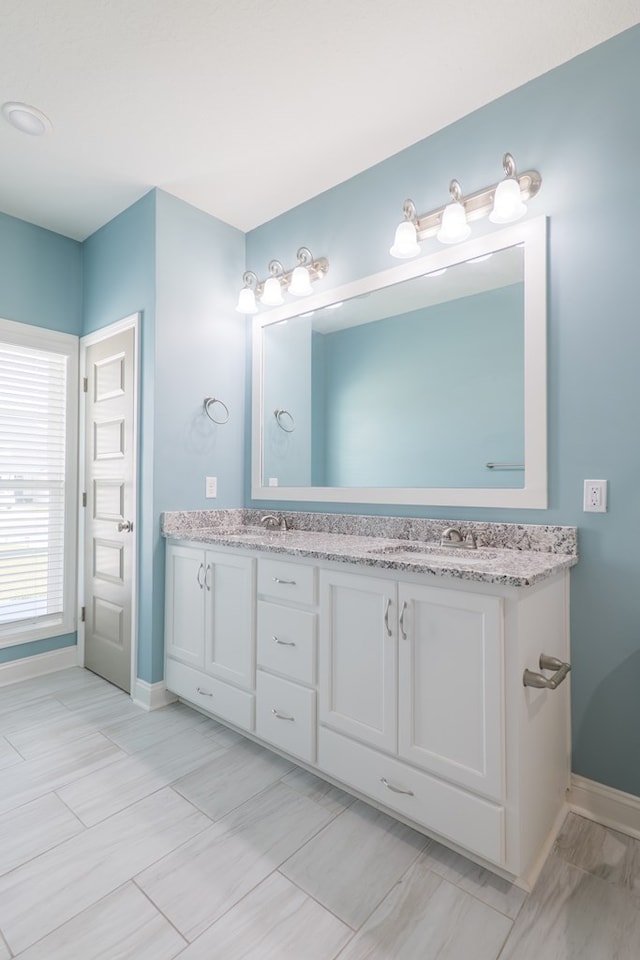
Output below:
[398,582,504,801]
[203,551,255,690]
[319,569,397,753]
[164,544,206,668]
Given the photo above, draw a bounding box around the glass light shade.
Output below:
[288,265,313,296]
[260,276,284,306]
[390,219,420,259]
[235,286,258,314]
[437,201,471,244]
[489,177,527,223]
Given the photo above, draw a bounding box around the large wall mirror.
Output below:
[251,216,547,508]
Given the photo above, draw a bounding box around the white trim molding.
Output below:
[569,774,640,841]
[132,679,177,712]
[0,646,79,687]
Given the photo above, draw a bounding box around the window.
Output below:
[0,318,78,647]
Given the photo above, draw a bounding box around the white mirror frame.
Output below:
[251,215,547,509]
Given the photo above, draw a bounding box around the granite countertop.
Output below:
[162,510,578,588]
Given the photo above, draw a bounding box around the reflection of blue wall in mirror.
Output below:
[314,284,524,488]
[262,316,313,486]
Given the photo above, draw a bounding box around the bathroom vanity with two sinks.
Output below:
[162,509,577,887]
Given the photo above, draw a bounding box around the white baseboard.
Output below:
[0,646,79,687]
[132,678,177,711]
[568,774,640,841]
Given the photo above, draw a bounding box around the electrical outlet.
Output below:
[583,479,607,513]
[268,477,278,487]
[205,476,217,498]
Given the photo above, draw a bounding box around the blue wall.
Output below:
[153,191,245,681]
[246,25,640,796]
[0,212,82,335]
[83,191,157,683]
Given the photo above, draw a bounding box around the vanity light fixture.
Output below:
[437,180,471,244]
[390,152,541,259]
[235,247,329,314]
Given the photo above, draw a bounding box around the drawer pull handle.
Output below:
[384,598,392,637]
[380,777,414,797]
[196,687,213,697]
[523,654,571,690]
[197,563,205,588]
[272,635,296,647]
[273,577,297,586]
[272,708,295,722]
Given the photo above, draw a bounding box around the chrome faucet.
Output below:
[260,514,288,532]
[440,527,477,549]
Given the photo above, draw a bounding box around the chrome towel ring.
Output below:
[274,408,295,433]
[203,397,230,424]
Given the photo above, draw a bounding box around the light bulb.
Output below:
[235,286,257,314]
[288,265,313,296]
[437,201,471,244]
[261,276,284,306]
[490,177,527,223]
[390,219,420,259]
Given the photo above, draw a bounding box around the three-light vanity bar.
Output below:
[390,152,542,258]
[235,247,329,315]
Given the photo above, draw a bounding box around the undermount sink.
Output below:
[370,543,499,563]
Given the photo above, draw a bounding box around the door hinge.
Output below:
[82,492,87,507]
[83,377,88,393]
[81,606,86,623]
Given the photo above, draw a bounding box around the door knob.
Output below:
[117,520,133,533]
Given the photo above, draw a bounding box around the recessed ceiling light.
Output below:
[2,102,52,136]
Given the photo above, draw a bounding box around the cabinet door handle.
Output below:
[197,563,205,589]
[523,654,571,689]
[272,635,296,647]
[380,777,414,797]
[399,601,408,640]
[204,564,212,591]
[271,708,295,721]
[196,686,213,697]
[384,598,392,637]
[273,577,296,585]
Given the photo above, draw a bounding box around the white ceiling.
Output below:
[1,1,638,242]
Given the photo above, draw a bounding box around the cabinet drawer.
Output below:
[257,558,316,606]
[166,658,254,732]
[256,671,316,763]
[257,601,316,684]
[318,727,505,866]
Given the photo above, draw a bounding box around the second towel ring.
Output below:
[274,408,295,433]
[204,397,230,424]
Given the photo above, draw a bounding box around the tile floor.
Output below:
[1,667,639,958]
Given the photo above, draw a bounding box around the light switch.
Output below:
[205,476,217,498]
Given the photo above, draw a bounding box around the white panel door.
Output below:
[398,582,504,801]
[319,569,397,753]
[203,551,255,690]
[84,327,135,692]
[164,544,206,668]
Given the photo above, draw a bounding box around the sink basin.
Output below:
[370,543,499,564]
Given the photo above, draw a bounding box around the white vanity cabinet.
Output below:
[164,538,571,884]
[164,542,255,730]
[254,557,318,763]
[396,582,504,802]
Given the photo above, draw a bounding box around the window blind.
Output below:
[0,341,69,628]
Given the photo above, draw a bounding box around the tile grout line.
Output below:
[131,877,190,950]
